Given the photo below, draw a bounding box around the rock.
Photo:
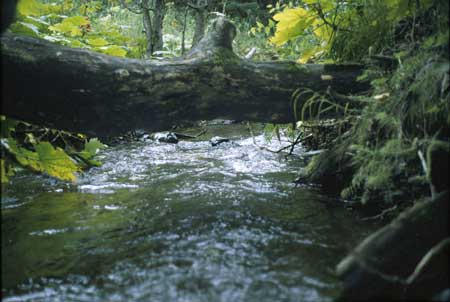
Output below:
[210,136,230,146]
[153,132,179,144]
[139,134,151,142]
[199,119,238,126]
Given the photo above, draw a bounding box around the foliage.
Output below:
[298,0,449,205]
[263,123,297,143]
[9,0,141,58]
[0,116,106,183]
[268,0,435,62]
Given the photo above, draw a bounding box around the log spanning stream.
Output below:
[1,123,377,302]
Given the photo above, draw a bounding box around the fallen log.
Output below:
[1,17,368,136]
[336,191,449,301]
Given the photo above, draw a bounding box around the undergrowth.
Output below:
[299,0,449,206]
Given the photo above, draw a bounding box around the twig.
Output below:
[173,128,207,139]
[120,0,143,14]
[350,237,450,294]
[405,238,450,285]
[187,0,208,10]
[246,122,308,154]
[361,205,398,221]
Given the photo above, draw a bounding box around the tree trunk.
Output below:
[181,6,188,54]
[151,0,165,53]
[142,6,153,57]
[192,6,207,47]
[1,0,16,33]
[1,17,368,137]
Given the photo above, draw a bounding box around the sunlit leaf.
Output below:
[270,8,314,46]
[87,37,109,46]
[97,45,127,57]
[9,22,40,37]
[48,15,89,37]
[1,160,8,183]
[35,142,79,181]
[1,138,79,182]
[83,138,106,157]
[297,46,321,63]
[17,0,61,17]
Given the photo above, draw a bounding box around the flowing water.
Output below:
[1,123,376,302]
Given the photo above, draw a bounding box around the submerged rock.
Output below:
[153,132,179,144]
[210,136,230,146]
[199,119,238,126]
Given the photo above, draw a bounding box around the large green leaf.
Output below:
[87,37,109,47]
[9,22,40,37]
[48,16,89,37]
[96,45,127,57]
[35,142,80,181]
[83,138,106,157]
[1,138,79,181]
[270,7,315,46]
[17,0,61,17]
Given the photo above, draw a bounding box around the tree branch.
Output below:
[187,0,208,10]
[120,0,143,14]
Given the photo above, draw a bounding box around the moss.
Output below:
[303,139,353,194]
[301,1,449,206]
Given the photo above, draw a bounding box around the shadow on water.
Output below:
[1,123,377,302]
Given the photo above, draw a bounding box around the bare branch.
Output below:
[120,0,143,14]
[187,0,208,10]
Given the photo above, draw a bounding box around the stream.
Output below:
[1,123,377,302]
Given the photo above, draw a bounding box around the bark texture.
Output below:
[189,0,208,47]
[151,0,165,53]
[1,17,368,136]
[142,7,153,57]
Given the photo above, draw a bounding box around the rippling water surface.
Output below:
[1,123,375,302]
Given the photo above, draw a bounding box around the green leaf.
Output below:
[86,37,109,46]
[1,138,79,182]
[1,160,8,183]
[97,45,127,57]
[48,15,89,37]
[72,151,102,167]
[1,138,41,171]
[270,7,314,46]
[9,22,40,37]
[34,142,79,181]
[22,15,49,31]
[83,138,106,157]
[17,0,61,17]
[0,116,19,138]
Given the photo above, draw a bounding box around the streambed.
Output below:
[1,123,376,302]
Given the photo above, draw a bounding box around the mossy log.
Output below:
[336,191,449,301]
[1,17,368,136]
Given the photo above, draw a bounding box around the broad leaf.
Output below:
[270,8,314,46]
[34,142,79,181]
[87,37,109,46]
[97,45,127,57]
[83,138,106,157]
[1,138,79,181]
